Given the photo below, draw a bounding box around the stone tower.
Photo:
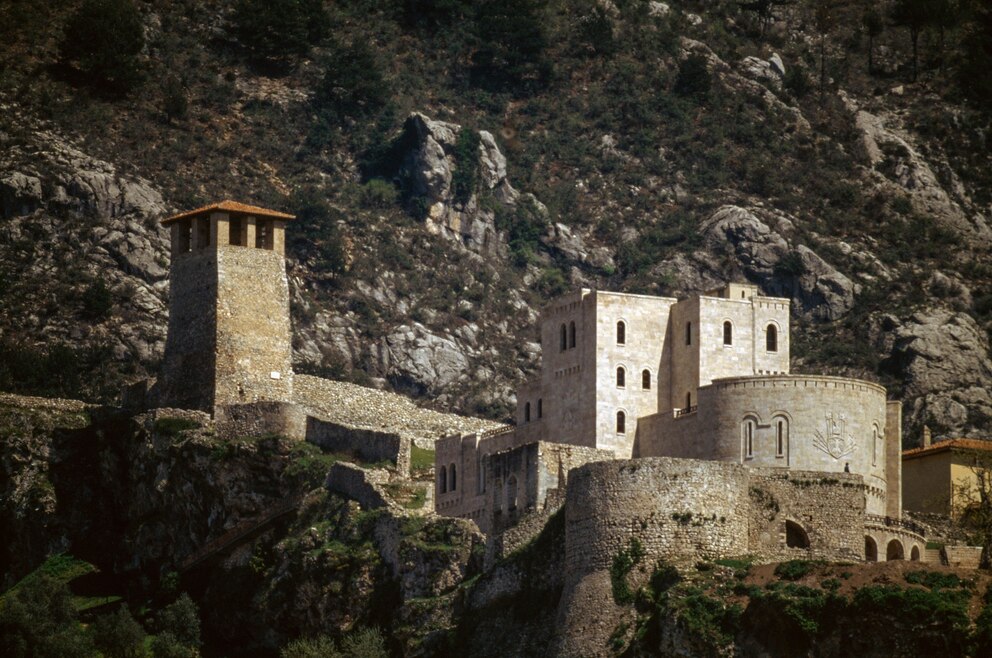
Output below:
[157,201,295,414]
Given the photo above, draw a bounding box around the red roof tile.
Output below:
[162,200,295,225]
[902,438,992,460]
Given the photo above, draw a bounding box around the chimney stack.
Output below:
[922,425,932,448]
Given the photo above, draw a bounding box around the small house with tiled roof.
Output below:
[902,432,992,517]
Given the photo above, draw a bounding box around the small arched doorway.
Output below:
[886,539,904,561]
[865,536,878,562]
[910,545,921,561]
[785,520,810,549]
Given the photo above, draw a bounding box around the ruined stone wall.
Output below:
[639,375,891,515]
[747,468,865,562]
[213,245,293,408]
[157,250,218,411]
[214,401,305,440]
[324,462,395,512]
[306,417,411,474]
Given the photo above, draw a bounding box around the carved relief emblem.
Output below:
[813,413,856,459]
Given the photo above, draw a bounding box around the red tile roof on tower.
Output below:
[902,438,992,460]
[162,200,296,225]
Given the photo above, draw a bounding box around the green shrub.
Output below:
[774,560,818,581]
[359,179,399,209]
[673,54,711,98]
[162,75,188,123]
[496,196,548,267]
[452,128,481,205]
[0,575,93,658]
[59,0,145,92]
[156,593,200,650]
[91,607,146,658]
[281,635,339,658]
[783,66,811,99]
[80,279,113,320]
[610,537,645,605]
[315,40,390,125]
[153,417,200,437]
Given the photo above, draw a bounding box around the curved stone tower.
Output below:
[156,201,295,414]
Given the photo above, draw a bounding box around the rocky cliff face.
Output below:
[1,0,990,440]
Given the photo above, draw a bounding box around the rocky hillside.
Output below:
[1,0,991,441]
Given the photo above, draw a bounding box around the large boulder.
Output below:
[697,205,857,320]
[397,113,520,255]
[878,310,992,438]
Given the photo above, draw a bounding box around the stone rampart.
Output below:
[214,401,305,440]
[307,417,411,475]
[565,458,751,576]
[748,468,865,562]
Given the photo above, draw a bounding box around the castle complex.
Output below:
[151,200,926,566]
[436,286,924,563]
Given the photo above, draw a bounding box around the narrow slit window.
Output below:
[766,324,778,352]
[616,411,626,434]
[776,418,788,457]
[537,398,543,419]
[723,321,733,346]
[617,321,626,345]
[617,366,626,388]
[686,321,692,345]
[560,324,567,352]
[525,402,531,422]
[642,369,651,390]
[743,418,755,458]
[569,321,576,348]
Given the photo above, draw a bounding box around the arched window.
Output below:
[506,476,518,511]
[449,463,457,491]
[616,411,626,434]
[493,479,503,512]
[537,398,543,419]
[872,424,879,466]
[617,321,626,345]
[742,417,756,458]
[775,417,788,457]
[865,536,878,562]
[685,321,692,345]
[766,324,778,352]
[439,465,447,494]
[910,545,921,561]
[886,539,904,561]
[569,321,576,348]
[642,369,651,390]
[723,321,733,346]
[785,520,810,549]
[560,324,567,352]
[616,366,626,388]
[525,402,531,422]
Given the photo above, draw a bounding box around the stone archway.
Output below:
[910,545,921,561]
[786,520,810,549]
[886,539,905,561]
[865,536,878,562]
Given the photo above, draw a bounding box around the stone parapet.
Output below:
[306,416,411,475]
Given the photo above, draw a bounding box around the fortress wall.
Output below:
[747,468,866,561]
[306,417,411,474]
[564,458,750,576]
[157,251,218,411]
[214,245,294,408]
[325,462,395,511]
[215,401,306,441]
[644,375,890,515]
[538,290,597,449]
[593,292,672,457]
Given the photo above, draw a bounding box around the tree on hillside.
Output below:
[0,576,93,657]
[233,0,329,69]
[737,0,795,37]
[958,0,992,108]
[890,0,931,81]
[91,607,146,658]
[315,39,390,125]
[863,6,884,74]
[58,0,144,92]
[814,2,837,95]
[471,0,550,89]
